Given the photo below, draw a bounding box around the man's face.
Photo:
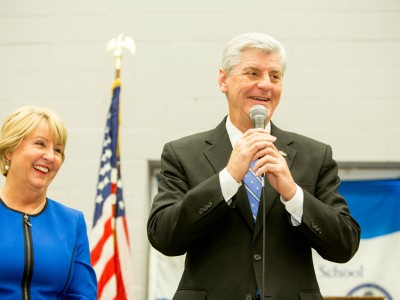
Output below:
[219,48,283,132]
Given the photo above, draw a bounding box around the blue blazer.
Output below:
[0,198,97,299]
[148,118,360,300]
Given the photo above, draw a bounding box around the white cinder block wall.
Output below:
[1,1,399,298]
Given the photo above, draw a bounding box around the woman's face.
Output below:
[6,125,64,193]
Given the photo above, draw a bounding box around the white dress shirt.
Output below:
[218,116,303,225]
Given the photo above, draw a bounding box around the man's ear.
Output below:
[218,68,228,93]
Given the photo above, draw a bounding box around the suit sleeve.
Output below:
[147,142,233,256]
[296,145,361,263]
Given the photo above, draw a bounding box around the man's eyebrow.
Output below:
[270,70,282,75]
[242,66,260,71]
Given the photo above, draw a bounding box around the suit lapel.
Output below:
[271,123,297,170]
[203,118,256,229]
[202,118,232,173]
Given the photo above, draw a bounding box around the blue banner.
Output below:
[340,179,400,239]
[314,178,400,299]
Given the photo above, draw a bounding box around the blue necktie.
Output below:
[243,161,262,221]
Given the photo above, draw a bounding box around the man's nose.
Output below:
[257,75,272,89]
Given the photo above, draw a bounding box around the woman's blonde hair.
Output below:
[0,105,67,176]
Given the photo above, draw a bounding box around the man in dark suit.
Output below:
[147,32,360,300]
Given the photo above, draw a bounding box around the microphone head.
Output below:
[249,105,268,128]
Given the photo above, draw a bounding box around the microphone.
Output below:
[249,105,268,128]
[249,106,268,299]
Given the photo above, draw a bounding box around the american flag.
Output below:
[90,78,133,299]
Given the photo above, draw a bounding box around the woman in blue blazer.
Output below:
[0,106,97,299]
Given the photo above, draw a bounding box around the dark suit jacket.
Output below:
[147,118,360,300]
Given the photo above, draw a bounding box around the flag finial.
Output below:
[106,34,136,78]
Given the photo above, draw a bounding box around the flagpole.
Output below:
[106,33,136,181]
[92,33,135,300]
[106,33,136,131]
[105,33,136,233]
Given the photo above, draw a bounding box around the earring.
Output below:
[5,165,9,171]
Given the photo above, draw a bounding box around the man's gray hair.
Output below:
[221,32,287,75]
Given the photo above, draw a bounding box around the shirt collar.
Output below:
[225,115,271,147]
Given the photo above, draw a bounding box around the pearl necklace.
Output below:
[0,192,47,215]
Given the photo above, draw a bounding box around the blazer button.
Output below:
[311,221,316,228]
[199,208,204,214]
[253,254,262,261]
[245,294,253,300]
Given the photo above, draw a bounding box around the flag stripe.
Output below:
[101,276,117,299]
[98,255,116,297]
[91,216,113,266]
[93,233,114,277]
